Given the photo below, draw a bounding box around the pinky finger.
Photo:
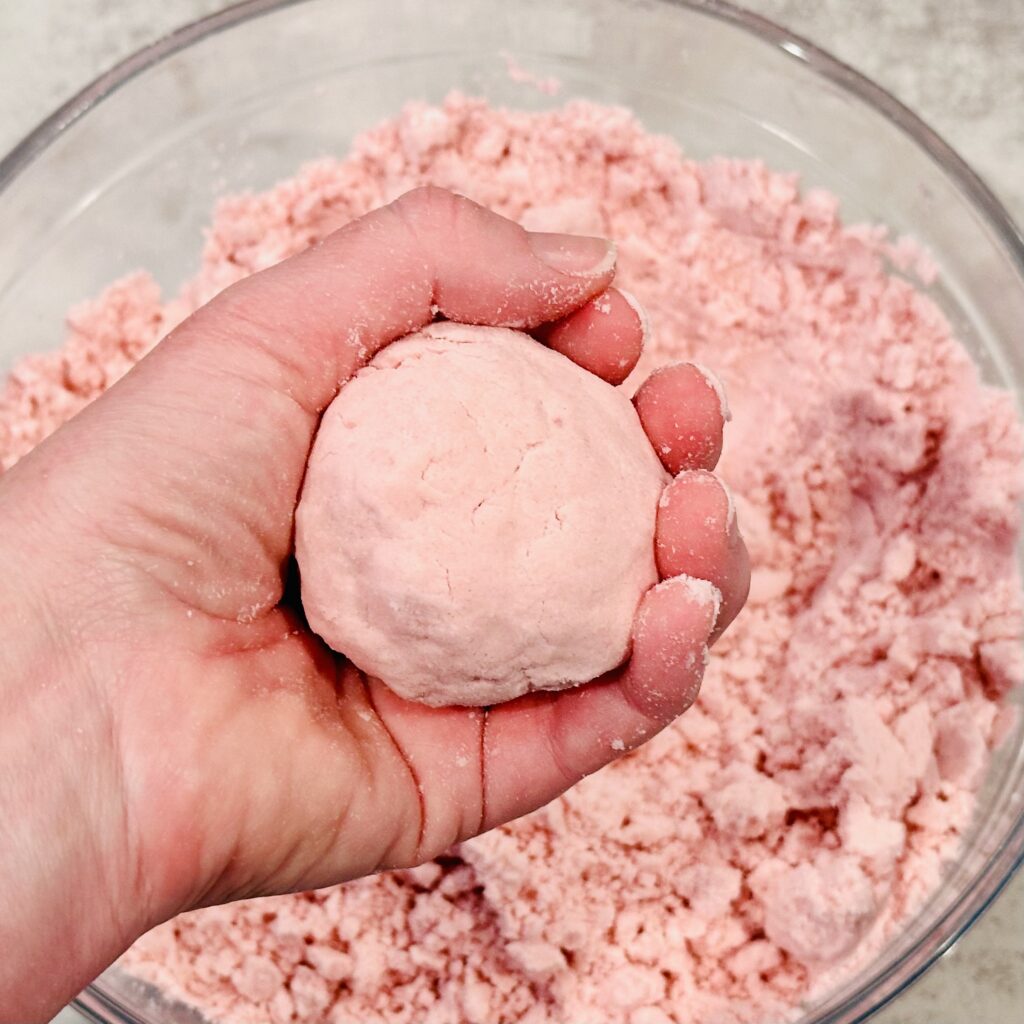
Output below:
[480,575,720,828]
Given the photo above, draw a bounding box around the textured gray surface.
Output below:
[0,2,1020,1023]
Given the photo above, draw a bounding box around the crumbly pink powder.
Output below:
[3,95,1022,1024]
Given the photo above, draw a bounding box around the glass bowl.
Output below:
[1,1,1021,1023]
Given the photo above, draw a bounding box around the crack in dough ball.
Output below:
[295,323,667,706]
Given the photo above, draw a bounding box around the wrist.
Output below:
[0,503,150,1022]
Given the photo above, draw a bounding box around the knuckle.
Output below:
[394,184,456,224]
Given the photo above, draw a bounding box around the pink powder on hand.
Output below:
[2,95,1021,1023]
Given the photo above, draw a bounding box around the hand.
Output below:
[0,187,748,1023]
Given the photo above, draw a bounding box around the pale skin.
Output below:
[0,187,749,1023]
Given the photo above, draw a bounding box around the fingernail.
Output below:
[615,287,651,347]
[668,469,738,535]
[528,232,616,276]
[656,574,723,631]
[690,361,732,421]
[723,481,737,534]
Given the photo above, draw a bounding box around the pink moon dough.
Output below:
[295,322,668,706]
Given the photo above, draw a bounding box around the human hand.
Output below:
[0,187,747,1022]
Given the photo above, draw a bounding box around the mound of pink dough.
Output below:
[295,322,666,706]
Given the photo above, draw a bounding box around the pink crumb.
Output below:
[502,52,563,96]
[1,94,1021,1024]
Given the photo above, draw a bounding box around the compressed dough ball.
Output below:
[295,322,667,706]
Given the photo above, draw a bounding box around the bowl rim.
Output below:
[1,0,1023,278]
[3,2,1021,1023]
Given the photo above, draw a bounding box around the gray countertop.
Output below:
[1,2,1020,1022]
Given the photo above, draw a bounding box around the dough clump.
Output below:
[295,322,666,706]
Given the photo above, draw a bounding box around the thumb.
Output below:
[6,187,615,618]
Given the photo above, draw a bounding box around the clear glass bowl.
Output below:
[1,2,1021,1023]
